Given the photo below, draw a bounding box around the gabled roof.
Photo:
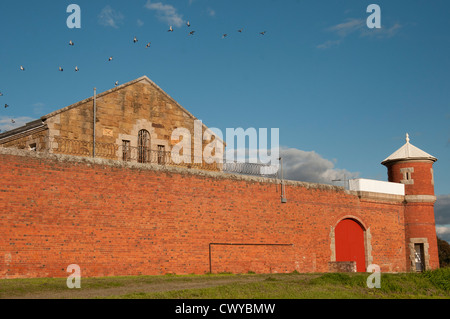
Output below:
[42,75,198,121]
[1,76,223,143]
[381,133,437,165]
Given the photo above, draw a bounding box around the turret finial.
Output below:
[406,133,410,144]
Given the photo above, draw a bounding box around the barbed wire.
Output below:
[1,136,279,177]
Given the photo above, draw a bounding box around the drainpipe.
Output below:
[280,157,287,203]
[93,87,96,158]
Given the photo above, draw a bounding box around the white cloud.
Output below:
[207,7,216,17]
[0,116,35,133]
[279,147,359,185]
[436,226,450,236]
[429,195,450,243]
[316,40,341,50]
[98,5,124,29]
[224,146,359,185]
[327,18,402,39]
[327,18,365,37]
[360,23,402,38]
[319,18,403,49]
[145,1,184,27]
[436,225,450,243]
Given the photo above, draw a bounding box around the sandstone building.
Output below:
[0,76,221,170]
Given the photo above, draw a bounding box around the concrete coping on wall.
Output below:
[0,147,348,192]
[347,190,405,203]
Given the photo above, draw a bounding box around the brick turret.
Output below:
[382,134,439,271]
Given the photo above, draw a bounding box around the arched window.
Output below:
[138,130,151,163]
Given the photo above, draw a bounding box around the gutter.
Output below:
[0,120,47,144]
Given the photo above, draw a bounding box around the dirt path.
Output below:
[5,274,292,299]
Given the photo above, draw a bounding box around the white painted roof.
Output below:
[381,133,437,165]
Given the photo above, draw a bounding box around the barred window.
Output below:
[138,130,151,163]
[122,140,131,162]
[158,145,166,165]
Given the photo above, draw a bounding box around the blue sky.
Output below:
[1,1,449,239]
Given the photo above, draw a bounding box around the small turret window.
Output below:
[400,167,414,185]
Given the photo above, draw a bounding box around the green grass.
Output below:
[111,270,450,299]
[114,281,367,299]
[1,269,449,299]
[0,273,248,298]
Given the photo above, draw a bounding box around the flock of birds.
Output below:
[0,21,267,133]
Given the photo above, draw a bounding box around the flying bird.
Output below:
[238,28,243,33]
[168,26,173,32]
[189,31,195,36]
[20,66,25,71]
[4,104,8,108]
[259,31,266,35]
[133,36,138,43]
[108,56,113,61]
[146,42,151,48]
[75,66,79,72]
[222,34,228,38]
[115,81,119,86]
[59,67,64,72]
[0,92,3,96]
[186,21,191,27]
[69,40,74,46]
[11,119,15,124]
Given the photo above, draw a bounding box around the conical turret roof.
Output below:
[381,133,437,165]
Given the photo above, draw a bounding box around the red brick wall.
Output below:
[209,245,295,274]
[0,151,410,279]
[405,203,440,269]
[387,161,435,195]
[386,160,439,270]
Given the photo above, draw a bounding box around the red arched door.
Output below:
[335,219,366,272]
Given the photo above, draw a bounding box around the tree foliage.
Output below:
[437,236,450,267]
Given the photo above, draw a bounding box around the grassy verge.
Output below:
[111,269,450,299]
[0,273,243,299]
[0,269,449,299]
